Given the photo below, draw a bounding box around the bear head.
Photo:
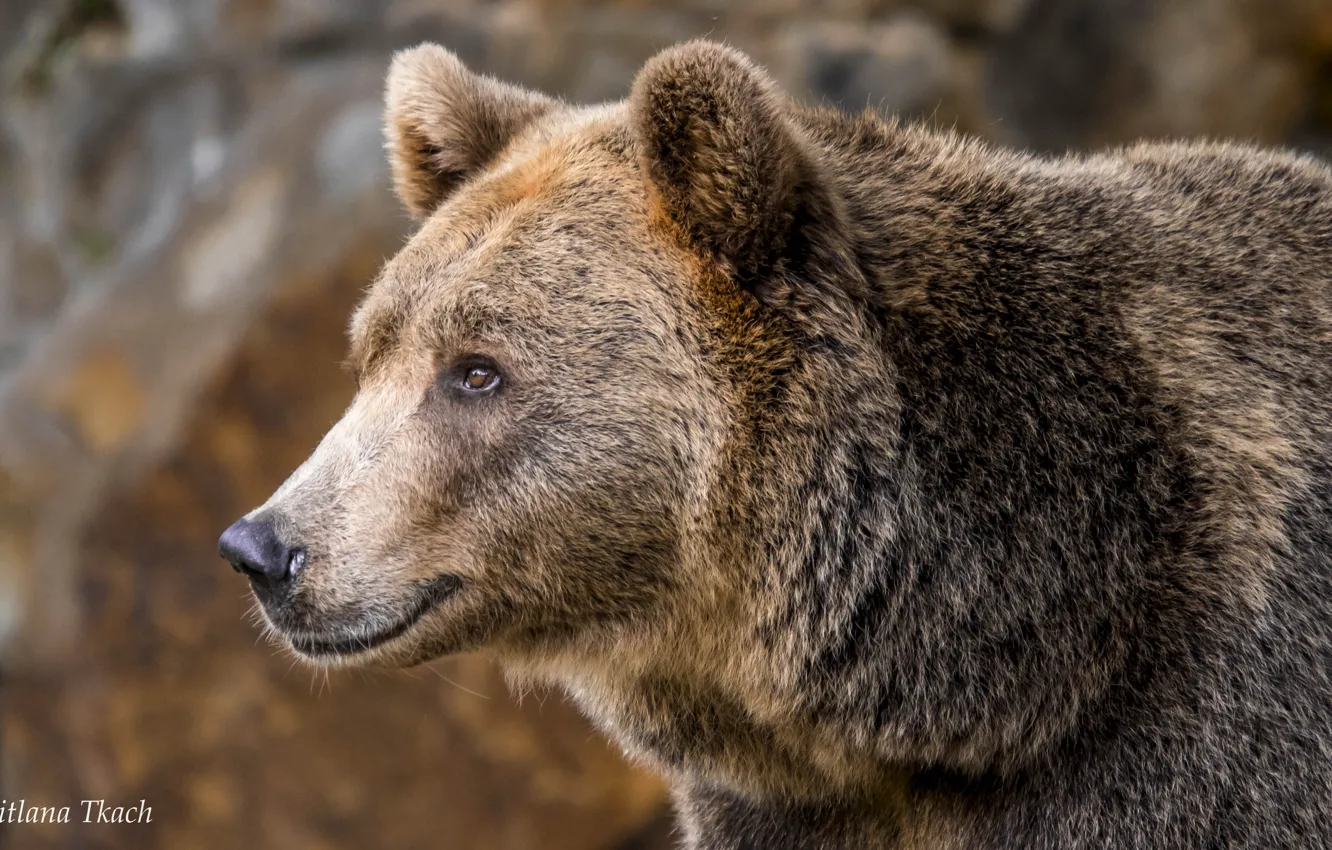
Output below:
[219,41,860,687]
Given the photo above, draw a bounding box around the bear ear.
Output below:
[630,41,846,295]
[385,44,557,220]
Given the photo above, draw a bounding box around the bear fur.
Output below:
[227,41,1332,849]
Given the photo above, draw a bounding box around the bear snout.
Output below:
[218,515,306,603]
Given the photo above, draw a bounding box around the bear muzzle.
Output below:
[218,515,305,605]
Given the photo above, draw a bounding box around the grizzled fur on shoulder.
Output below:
[227,40,1332,849]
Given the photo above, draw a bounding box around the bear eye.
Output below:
[457,360,501,394]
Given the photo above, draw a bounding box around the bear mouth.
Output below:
[286,574,462,658]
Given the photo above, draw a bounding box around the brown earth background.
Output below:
[1,1,1331,848]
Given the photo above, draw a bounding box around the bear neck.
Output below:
[625,109,1229,799]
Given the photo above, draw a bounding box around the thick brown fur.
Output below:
[230,41,1332,849]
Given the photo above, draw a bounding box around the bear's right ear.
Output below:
[385,44,557,220]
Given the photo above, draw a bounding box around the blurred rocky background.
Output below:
[0,0,1330,848]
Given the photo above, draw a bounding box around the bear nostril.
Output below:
[218,517,299,589]
[287,548,307,579]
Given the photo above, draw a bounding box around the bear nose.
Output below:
[218,517,301,590]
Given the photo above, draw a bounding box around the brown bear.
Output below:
[218,41,1332,849]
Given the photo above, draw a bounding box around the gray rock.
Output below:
[774,13,953,116]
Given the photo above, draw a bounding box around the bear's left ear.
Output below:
[630,41,849,299]
[385,44,557,220]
